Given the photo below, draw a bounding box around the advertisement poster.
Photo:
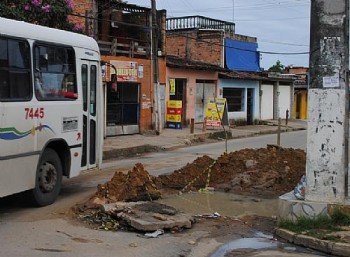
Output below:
[169,79,175,96]
[110,61,138,82]
[205,98,228,127]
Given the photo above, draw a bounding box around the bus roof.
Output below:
[0,17,100,53]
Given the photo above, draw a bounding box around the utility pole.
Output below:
[232,0,235,23]
[151,0,162,134]
[306,0,349,203]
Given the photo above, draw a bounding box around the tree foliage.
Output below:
[268,60,285,72]
[0,0,82,32]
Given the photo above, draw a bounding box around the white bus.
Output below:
[0,17,103,206]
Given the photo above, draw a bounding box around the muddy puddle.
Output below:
[210,232,330,257]
[158,191,278,217]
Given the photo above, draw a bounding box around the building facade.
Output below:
[73,1,167,135]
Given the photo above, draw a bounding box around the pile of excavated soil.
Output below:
[157,146,306,197]
[86,147,305,207]
[92,163,161,205]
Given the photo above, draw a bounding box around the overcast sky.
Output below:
[128,0,311,70]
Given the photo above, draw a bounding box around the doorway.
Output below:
[195,81,216,123]
[247,88,254,125]
[106,82,140,135]
[169,79,187,125]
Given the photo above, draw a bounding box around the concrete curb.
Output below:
[102,126,306,161]
[275,228,350,257]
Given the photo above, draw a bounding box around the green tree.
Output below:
[0,0,82,32]
[268,60,285,72]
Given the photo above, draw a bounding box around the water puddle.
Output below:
[210,238,277,257]
[209,232,330,257]
[158,191,278,217]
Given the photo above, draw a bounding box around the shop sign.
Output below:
[205,98,228,127]
[110,61,138,82]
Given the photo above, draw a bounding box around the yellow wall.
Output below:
[294,90,308,120]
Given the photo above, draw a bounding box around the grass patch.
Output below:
[330,208,350,225]
[278,208,350,242]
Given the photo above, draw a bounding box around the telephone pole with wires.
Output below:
[151,0,162,134]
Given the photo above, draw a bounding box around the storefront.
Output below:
[102,56,166,136]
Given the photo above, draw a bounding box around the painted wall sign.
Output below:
[110,61,138,82]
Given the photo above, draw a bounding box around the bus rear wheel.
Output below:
[30,148,63,207]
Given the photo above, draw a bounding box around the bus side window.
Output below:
[34,44,77,100]
[0,37,31,101]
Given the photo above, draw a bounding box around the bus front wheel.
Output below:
[31,148,63,207]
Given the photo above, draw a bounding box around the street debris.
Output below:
[78,210,119,231]
[194,212,221,219]
[74,147,306,234]
[144,229,164,238]
[294,175,306,200]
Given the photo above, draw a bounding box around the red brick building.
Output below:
[71,1,167,135]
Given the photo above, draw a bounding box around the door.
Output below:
[195,82,215,123]
[106,82,140,135]
[81,61,98,169]
[169,79,186,125]
[247,88,254,125]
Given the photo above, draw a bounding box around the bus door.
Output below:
[81,61,98,170]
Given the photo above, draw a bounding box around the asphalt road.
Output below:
[0,130,329,257]
[102,130,307,176]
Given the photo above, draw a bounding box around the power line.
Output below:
[72,12,310,56]
[259,39,309,47]
[230,16,309,22]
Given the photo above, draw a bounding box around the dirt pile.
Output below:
[94,163,161,204]
[87,146,305,206]
[158,146,306,197]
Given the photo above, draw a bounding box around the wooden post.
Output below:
[202,117,207,132]
[285,109,289,126]
[190,118,195,134]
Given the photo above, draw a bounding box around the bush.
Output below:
[0,0,82,32]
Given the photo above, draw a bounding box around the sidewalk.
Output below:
[103,119,307,160]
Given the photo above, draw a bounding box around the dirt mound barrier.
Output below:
[158,147,306,197]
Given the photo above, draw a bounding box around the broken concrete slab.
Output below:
[103,201,193,232]
[117,211,192,232]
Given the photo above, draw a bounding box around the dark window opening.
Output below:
[223,88,245,112]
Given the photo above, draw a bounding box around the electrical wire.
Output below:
[71,10,310,56]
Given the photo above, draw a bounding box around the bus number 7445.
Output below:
[24,107,45,119]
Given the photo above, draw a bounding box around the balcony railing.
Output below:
[166,16,235,34]
[98,38,150,58]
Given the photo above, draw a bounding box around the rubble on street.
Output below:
[74,146,306,233]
